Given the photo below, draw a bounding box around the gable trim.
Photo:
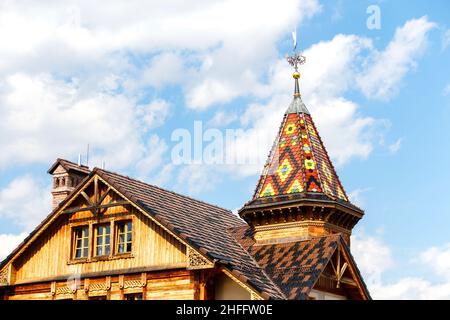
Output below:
[338,238,371,299]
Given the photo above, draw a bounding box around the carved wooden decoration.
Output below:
[123,278,145,289]
[0,267,9,286]
[56,286,73,295]
[62,176,128,216]
[186,247,214,270]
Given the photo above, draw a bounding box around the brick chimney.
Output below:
[48,159,90,209]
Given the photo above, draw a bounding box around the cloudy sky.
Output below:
[1,0,450,299]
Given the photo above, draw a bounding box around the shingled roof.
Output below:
[47,158,90,174]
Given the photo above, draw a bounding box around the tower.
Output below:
[238,43,364,245]
[48,158,90,209]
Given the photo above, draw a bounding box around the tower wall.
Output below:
[49,162,89,209]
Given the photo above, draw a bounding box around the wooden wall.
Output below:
[12,200,186,284]
[5,270,196,300]
[0,177,256,300]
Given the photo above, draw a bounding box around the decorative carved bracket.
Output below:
[56,286,74,295]
[0,266,10,286]
[84,276,111,293]
[329,246,348,289]
[123,280,144,289]
[186,247,214,270]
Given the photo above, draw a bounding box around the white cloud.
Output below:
[388,138,403,154]
[0,175,51,231]
[207,111,238,128]
[370,277,450,300]
[137,99,172,130]
[175,164,220,195]
[348,188,372,207]
[352,232,450,299]
[357,16,435,100]
[0,0,322,106]
[419,244,450,280]
[135,135,168,178]
[149,163,176,187]
[139,52,186,89]
[0,233,28,262]
[351,233,394,286]
[443,28,450,50]
[444,83,450,96]
[0,72,171,170]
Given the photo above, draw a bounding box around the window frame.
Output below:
[94,223,111,257]
[72,225,90,260]
[115,220,133,255]
[68,216,134,264]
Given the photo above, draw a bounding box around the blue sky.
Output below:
[0,0,449,298]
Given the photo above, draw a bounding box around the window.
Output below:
[125,293,142,300]
[116,221,132,254]
[71,219,133,262]
[95,224,111,256]
[73,226,89,259]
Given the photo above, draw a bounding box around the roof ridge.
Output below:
[93,167,235,214]
[58,157,89,168]
[48,158,90,174]
[306,113,349,201]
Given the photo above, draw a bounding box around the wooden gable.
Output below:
[311,240,370,300]
[2,174,199,286]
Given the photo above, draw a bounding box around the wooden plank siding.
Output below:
[12,199,187,284]
[5,270,196,300]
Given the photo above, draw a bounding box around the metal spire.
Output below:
[286,30,309,114]
[286,30,306,97]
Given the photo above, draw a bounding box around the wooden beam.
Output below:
[94,176,99,205]
[62,200,130,215]
[80,191,93,206]
[97,186,112,206]
[340,277,356,286]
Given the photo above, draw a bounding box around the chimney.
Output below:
[48,159,90,209]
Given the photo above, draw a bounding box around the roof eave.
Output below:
[239,194,364,218]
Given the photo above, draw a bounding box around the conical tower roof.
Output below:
[239,48,363,244]
[252,94,348,203]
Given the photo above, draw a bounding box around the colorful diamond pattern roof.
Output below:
[254,97,348,202]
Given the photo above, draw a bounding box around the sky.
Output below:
[0,0,449,299]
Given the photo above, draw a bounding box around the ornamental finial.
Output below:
[286,29,306,97]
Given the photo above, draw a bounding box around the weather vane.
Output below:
[286,29,306,72]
